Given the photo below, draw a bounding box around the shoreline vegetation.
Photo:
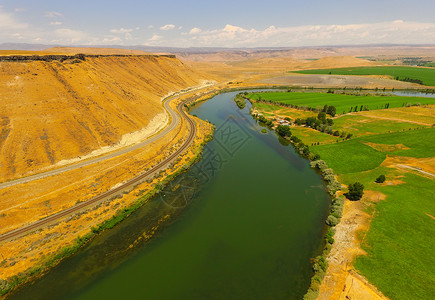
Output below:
[237,87,434,299]
[0,111,215,297]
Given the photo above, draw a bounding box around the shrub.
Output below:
[312,153,321,160]
[327,181,342,195]
[375,174,386,183]
[323,174,335,182]
[312,256,328,273]
[290,135,301,143]
[310,159,328,171]
[326,215,340,226]
[0,279,10,294]
[322,168,334,175]
[346,182,364,200]
[330,199,344,219]
[325,227,335,244]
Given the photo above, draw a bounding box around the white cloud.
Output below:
[176,21,435,47]
[45,11,63,18]
[110,28,134,34]
[160,24,175,31]
[0,6,28,30]
[109,27,137,41]
[54,28,88,43]
[102,36,122,43]
[149,34,162,41]
[50,21,62,26]
[147,25,154,29]
[189,27,202,35]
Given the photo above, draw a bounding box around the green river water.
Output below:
[10,91,330,300]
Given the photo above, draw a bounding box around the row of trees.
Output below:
[395,76,424,85]
[295,113,353,140]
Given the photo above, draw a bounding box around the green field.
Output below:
[332,115,428,138]
[355,174,435,300]
[291,66,435,86]
[310,128,435,174]
[290,127,338,145]
[425,62,435,67]
[309,127,435,299]
[247,91,435,115]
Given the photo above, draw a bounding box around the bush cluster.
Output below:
[310,160,342,195]
[304,196,344,299]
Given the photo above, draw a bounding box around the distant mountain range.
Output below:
[2,42,435,53]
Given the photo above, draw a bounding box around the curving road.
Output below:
[0,92,185,190]
[0,92,198,242]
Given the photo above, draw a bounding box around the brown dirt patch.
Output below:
[382,156,435,176]
[318,190,388,300]
[364,142,410,152]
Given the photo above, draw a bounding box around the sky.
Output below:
[1,0,435,48]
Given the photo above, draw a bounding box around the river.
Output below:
[9,91,330,300]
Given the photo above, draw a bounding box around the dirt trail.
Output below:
[318,191,388,300]
[352,114,432,126]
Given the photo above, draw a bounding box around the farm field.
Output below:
[353,173,435,300]
[252,102,317,118]
[246,91,435,115]
[310,128,435,174]
[310,127,435,300]
[332,115,429,138]
[290,127,338,145]
[291,66,435,87]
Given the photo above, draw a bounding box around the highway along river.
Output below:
[10,91,330,300]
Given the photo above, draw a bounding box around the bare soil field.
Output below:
[258,73,423,89]
[177,46,435,62]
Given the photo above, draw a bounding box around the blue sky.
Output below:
[1,0,435,47]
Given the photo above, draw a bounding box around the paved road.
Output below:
[0,93,181,190]
[0,92,198,242]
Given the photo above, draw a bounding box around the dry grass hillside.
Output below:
[0,53,206,182]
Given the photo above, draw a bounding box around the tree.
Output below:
[305,117,317,128]
[327,105,336,117]
[317,112,327,123]
[375,175,386,183]
[326,118,334,126]
[276,125,291,137]
[346,182,364,200]
[295,118,304,125]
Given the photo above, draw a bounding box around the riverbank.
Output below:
[245,90,434,299]
[0,90,215,297]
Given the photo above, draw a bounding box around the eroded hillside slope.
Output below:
[0,54,205,181]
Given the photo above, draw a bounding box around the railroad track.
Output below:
[0,100,197,243]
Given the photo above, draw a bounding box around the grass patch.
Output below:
[291,127,338,145]
[333,115,428,138]
[291,66,435,86]
[247,91,435,115]
[311,128,435,174]
[355,174,435,300]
